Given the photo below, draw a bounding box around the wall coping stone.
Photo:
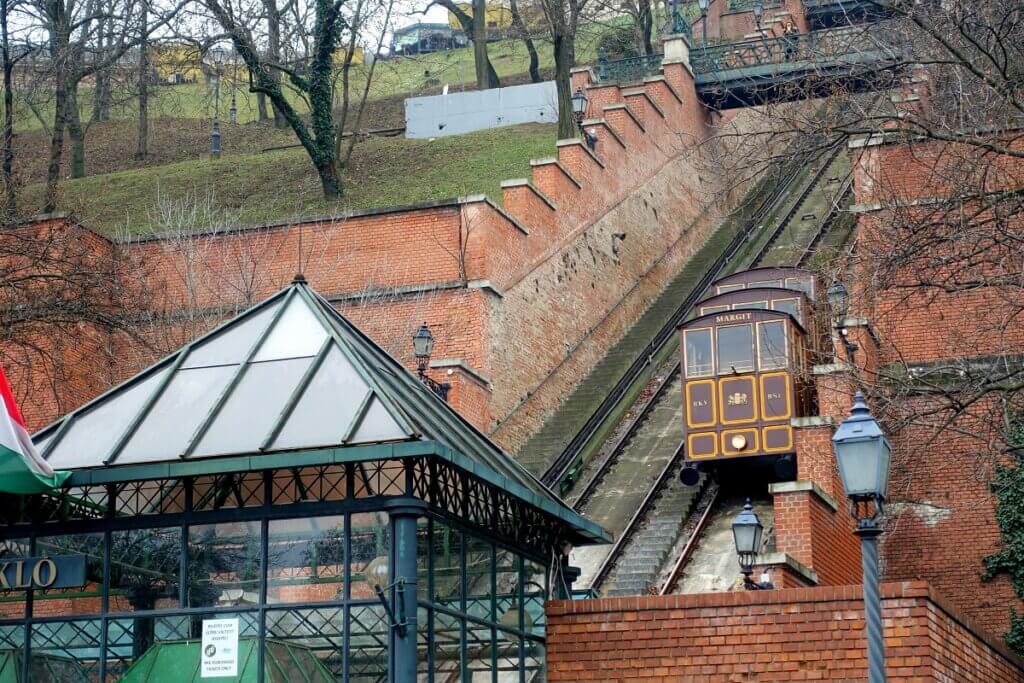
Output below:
[466,279,504,298]
[429,358,491,387]
[545,580,1024,672]
[768,479,840,512]
[603,103,646,133]
[643,74,684,104]
[556,137,607,169]
[812,362,853,376]
[752,551,820,585]
[791,415,834,428]
[529,156,583,188]
[499,178,558,211]
[620,88,666,118]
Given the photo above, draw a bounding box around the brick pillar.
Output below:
[427,360,492,432]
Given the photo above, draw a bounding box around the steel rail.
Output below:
[590,440,686,591]
[585,156,851,593]
[544,135,846,493]
[658,484,720,595]
[540,148,813,490]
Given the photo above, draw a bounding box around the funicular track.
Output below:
[564,139,857,595]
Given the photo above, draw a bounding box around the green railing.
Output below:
[690,25,894,75]
[597,50,665,83]
[726,0,782,12]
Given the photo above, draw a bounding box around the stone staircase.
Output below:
[603,474,709,596]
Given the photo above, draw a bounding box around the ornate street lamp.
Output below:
[732,499,773,590]
[669,0,685,34]
[365,555,408,637]
[571,88,588,129]
[229,52,238,124]
[752,0,764,29]
[833,392,891,683]
[827,280,858,362]
[210,49,224,159]
[412,323,450,402]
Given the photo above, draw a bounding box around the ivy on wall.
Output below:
[983,415,1024,656]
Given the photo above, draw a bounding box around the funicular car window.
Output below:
[757,320,788,370]
[736,301,768,310]
[700,305,730,316]
[748,279,783,289]
[772,298,801,323]
[716,284,745,294]
[717,324,754,374]
[685,328,714,378]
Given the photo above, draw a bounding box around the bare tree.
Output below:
[423,0,500,89]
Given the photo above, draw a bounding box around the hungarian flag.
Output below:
[0,367,69,493]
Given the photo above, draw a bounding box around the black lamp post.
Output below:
[571,88,598,152]
[752,0,764,29]
[827,280,858,363]
[732,499,773,590]
[833,392,891,683]
[669,0,685,34]
[229,52,238,124]
[210,50,223,159]
[412,323,450,402]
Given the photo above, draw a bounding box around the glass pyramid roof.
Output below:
[32,280,602,539]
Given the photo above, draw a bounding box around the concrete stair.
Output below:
[603,474,708,596]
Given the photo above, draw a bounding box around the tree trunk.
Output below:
[67,82,86,179]
[1,0,16,216]
[44,74,68,213]
[265,0,288,128]
[256,91,269,121]
[471,0,500,89]
[136,0,148,159]
[510,0,540,83]
[554,30,574,138]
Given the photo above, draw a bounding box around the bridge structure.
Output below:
[596,0,902,109]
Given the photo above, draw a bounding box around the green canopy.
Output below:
[0,649,90,683]
[118,638,334,683]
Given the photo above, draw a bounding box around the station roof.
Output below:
[34,278,609,544]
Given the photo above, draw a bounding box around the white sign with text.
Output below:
[201,618,239,678]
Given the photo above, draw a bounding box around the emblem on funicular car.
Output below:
[727,392,749,406]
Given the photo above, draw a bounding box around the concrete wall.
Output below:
[405,81,558,139]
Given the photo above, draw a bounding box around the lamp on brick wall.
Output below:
[752,0,764,29]
[833,392,891,683]
[732,499,773,590]
[697,0,709,46]
[412,323,451,402]
[827,280,858,363]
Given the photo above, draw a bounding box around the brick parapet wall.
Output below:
[771,480,860,587]
[545,581,1024,682]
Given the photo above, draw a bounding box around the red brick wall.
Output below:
[849,136,1024,637]
[545,581,1024,682]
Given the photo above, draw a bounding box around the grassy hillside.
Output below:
[29,123,556,235]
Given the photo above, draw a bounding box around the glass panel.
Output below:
[785,276,813,295]
[0,625,25,673]
[182,300,281,368]
[347,603,389,682]
[34,532,104,618]
[253,296,328,361]
[772,298,801,323]
[735,301,768,310]
[465,536,493,621]
[433,610,463,681]
[717,324,754,374]
[523,639,545,682]
[109,528,181,619]
[0,540,29,620]
[523,560,546,636]
[417,606,430,681]
[716,283,745,293]
[265,607,343,680]
[47,366,170,469]
[495,551,519,632]
[350,512,390,601]
[29,618,102,682]
[466,622,494,682]
[432,522,464,612]
[699,304,730,316]
[748,279,783,289]
[267,516,345,604]
[684,329,713,378]
[272,346,371,450]
[120,365,236,463]
[351,397,406,444]
[495,628,520,680]
[187,522,262,608]
[758,321,789,370]
[193,356,313,457]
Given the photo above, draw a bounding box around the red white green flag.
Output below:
[0,366,69,493]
